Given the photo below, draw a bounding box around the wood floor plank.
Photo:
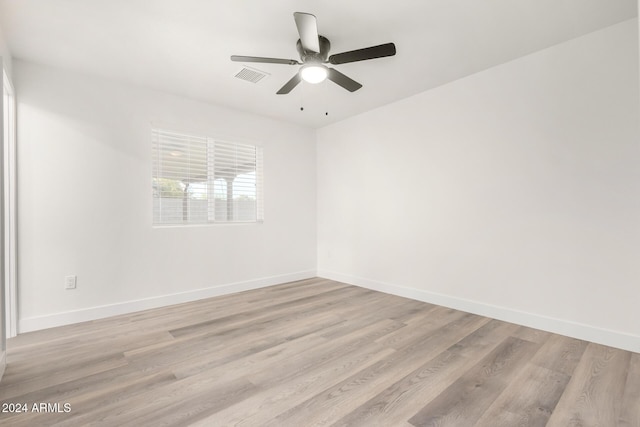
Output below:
[244,318,405,387]
[168,318,337,380]
[123,308,341,371]
[2,330,175,386]
[190,342,396,426]
[375,306,467,349]
[332,319,518,427]
[266,313,490,426]
[56,375,258,427]
[511,325,553,344]
[446,319,519,358]
[1,278,638,426]
[472,334,588,427]
[408,336,539,426]
[168,284,363,338]
[332,349,466,427]
[0,363,173,410]
[529,333,588,376]
[475,364,570,427]
[117,376,258,427]
[546,343,631,427]
[0,352,129,400]
[2,369,177,427]
[619,353,640,427]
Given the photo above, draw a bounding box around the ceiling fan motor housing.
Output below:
[296,35,331,63]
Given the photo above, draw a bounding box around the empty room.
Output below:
[0,1,639,426]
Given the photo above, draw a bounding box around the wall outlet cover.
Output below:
[65,275,77,290]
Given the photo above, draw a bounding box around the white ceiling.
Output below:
[0,0,636,128]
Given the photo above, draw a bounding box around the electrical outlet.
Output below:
[65,275,77,290]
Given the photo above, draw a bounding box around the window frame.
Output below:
[152,128,264,226]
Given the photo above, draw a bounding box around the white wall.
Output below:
[317,19,640,352]
[0,21,11,78]
[0,56,7,380]
[15,60,317,331]
[0,14,13,374]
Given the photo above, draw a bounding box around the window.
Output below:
[152,128,263,225]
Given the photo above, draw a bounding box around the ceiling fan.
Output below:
[231,12,396,94]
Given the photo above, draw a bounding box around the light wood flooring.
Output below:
[1,278,638,426]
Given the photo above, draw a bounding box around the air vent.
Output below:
[234,66,270,84]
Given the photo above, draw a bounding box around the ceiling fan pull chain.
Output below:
[323,80,329,117]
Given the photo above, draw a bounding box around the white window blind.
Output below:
[152,128,263,225]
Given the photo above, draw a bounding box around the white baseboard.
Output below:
[19,270,317,333]
[318,269,640,354]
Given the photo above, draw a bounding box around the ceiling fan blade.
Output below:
[327,68,362,92]
[276,73,302,94]
[293,12,320,53]
[231,55,300,65]
[328,42,396,65]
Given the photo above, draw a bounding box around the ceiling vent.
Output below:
[234,66,269,84]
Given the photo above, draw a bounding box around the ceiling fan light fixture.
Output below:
[300,63,328,84]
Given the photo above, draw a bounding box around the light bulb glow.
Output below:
[300,64,328,84]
